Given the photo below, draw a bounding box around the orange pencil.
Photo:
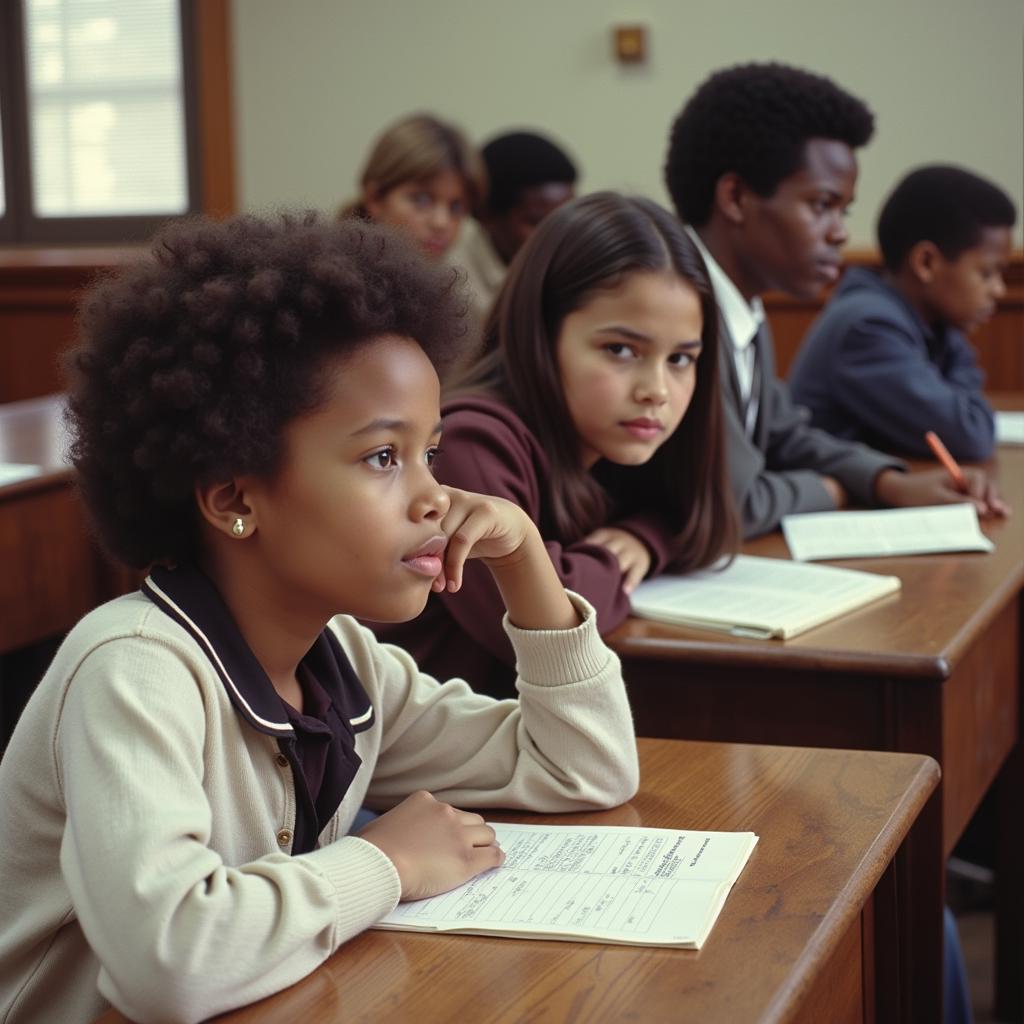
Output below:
[924,430,967,492]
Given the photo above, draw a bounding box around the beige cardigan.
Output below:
[0,589,637,1024]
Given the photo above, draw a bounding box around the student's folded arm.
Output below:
[942,327,988,390]
[607,510,677,575]
[835,319,995,461]
[56,638,400,1024]
[433,406,634,660]
[440,536,635,666]
[353,602,638,815]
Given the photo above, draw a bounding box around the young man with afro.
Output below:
[664,63,1005,539]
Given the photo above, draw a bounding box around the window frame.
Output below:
[0,0,203,244]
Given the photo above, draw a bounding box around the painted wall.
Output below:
[232,0,1024,246]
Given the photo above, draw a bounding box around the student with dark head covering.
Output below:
[451,129,577,325]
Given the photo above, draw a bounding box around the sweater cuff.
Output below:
[502,591,610,686]
[304,835,402,941]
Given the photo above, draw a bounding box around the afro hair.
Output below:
[665,62,874,227]
[67,213,466,569]
[877,164,1017,272]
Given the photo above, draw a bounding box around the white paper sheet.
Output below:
[376,824,758,948]
[995,411,1024,446]
[782,503,993,561]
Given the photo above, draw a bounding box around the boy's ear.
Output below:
[712,172,749,226]
[907,240,943,285]
[195,479,256,541]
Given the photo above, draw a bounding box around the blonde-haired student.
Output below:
[0,214,637,1024]
[339,112,485,260]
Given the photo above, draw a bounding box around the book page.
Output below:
[630,555,899,637]
[782,504,994,561]
[376,824,758,948]
[995,411,1024,446]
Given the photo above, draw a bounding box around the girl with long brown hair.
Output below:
[375,191,738,697]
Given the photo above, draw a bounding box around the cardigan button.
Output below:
[274,753,289,768]
[276,828,293,848]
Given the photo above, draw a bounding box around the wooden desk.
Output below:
[95,738,938,1024]
[0,394,106,653]
[0,391,139,724]
[609,444,1024,1022]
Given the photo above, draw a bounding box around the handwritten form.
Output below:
[376,824,758,948]
[782,503,994,561]
[995,412,1024,446]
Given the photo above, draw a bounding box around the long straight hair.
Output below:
[448,191,737,570]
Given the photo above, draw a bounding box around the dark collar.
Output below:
[142,564,374,738]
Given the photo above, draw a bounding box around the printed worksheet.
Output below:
[376,824,758,948]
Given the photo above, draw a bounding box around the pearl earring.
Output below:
[231,517,246,537]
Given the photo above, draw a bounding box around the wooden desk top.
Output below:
[95,738,938,1024]
[610,443,1024,682]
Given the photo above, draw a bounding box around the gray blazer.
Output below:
[720,316,903,538]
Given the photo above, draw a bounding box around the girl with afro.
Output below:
[0,214,637,1024]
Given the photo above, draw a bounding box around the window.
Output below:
[0,0,200,243]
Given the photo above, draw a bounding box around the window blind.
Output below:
[24,0,188,217]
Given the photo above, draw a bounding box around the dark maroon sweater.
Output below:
[372,396,677,698]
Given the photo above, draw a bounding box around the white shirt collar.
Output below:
[684,225,765,351]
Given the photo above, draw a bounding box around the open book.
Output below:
[376,823,758,949]
[781,503,994,561]
[629,554,900,640]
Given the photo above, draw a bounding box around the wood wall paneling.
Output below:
[1,253,1018,410]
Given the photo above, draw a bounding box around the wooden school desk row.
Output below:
[93,739,938,1024]
[609,399,1024,1023]
[3,394,1023,1022]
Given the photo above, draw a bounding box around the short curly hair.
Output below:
[665,62,875,227]
[877,165,1017,272]
[67,213,466,569]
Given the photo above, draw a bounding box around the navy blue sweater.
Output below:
[789,268,994,461]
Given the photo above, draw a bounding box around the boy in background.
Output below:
[664,63,1005,539]
[451,130,577,325]
[790,165,1016,460]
